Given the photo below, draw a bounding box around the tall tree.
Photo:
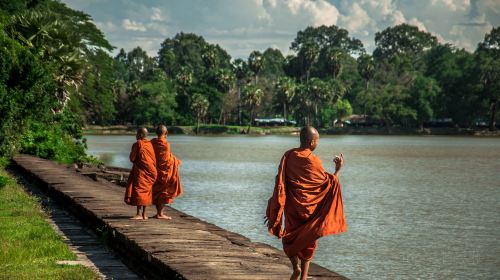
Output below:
[374,24,438,60]
[325,47,343,79]
[233,58,250,125]
[261,48,285,78]
[126,47,156,81]
[248,51,263,84]
[306,78,332,127]
[190,93,209,134]
[357,54,375,115]
[158,32,231,79]
[407,75,440,129]
[476,26,500,130]
[5,1,113,111]
[291,25,365,55]
[298,41,319,82]
[275,77,296,123]
[243,84,264,133]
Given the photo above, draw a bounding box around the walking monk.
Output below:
[150,125,182,219]
[265,126,346,280]
[125,128,157,220]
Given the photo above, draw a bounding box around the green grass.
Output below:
[0,169,99,280]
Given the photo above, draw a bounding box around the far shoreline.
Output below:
[83,125,500,137]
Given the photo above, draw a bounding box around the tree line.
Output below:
[0,0,498,163]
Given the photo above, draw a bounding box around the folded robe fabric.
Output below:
[125,139,157,206]
[151,137,182,204]
[266,148,347,260]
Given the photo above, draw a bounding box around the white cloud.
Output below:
[151,7,164,21]
[432,0,470,12]
[95,21,118,33]
[122,19,146,32]
[408,18,427,32]
[339,3,372,33]
[286,0,339,26]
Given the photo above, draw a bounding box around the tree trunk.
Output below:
[196,117,200,135]
[218,109,223,125]
[489,98,498,131]
[238,85,242,126]
[314,103,319,127]
[283,102,287,126]
[247,107,254,134]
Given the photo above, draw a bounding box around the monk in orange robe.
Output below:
[150,125,182,219]
[125,128,157,220]
[266,126,346,280]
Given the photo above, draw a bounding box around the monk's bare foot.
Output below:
[130,215,143,220]
[153,214,172,219]
[142,215,148,220]
[158,214,172,220]
[290,267,301,280]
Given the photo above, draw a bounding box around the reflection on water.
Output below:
[85,134,500,280]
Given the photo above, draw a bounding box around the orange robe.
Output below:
[151,137,182,204]
[266,148,347,260]
[125,139,157,206]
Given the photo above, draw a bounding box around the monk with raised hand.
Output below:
[125,128,157,220]
[265,126,346,280]
[150,125,182,220]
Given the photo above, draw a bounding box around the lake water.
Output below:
[85,134,500,280]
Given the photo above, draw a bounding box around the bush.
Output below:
[19,121,87,165]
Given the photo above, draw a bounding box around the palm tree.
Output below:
[233,59,249,125]
[248,51,263,84]
[357,54,375,116]
[202,45,218,69]
[299,41,319,82]
[175,66,193,113]
[215,68,235,123]
[243,84,264,133]
[6,7,112,112]
[275,77,296,125]
[326,48,343,80]
[190,93,209,135]
[307,78,332,127]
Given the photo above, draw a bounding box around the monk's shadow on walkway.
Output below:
[8,168,141,280]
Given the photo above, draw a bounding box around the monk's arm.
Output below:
[129,143,138,163]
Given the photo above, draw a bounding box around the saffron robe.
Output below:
[266,148,346,260]
[151,137,182,204]
[125,139,157,206]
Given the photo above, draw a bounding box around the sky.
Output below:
[61,0,499,59]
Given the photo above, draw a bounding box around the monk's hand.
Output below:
[334,153,344,175]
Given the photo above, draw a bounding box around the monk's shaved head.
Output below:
[300,126,319,150]
[136,127,148,139]
[156,125,168,137]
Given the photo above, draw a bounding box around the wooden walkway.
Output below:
[12,154,348,280]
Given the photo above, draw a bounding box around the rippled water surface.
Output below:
[85,134,500,280]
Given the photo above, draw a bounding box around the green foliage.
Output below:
[158,32,231,79]
[129,76,178,125]
[290,25,365,55]
[0,27,56,157]
[407,75,440,126]
[374,23,438,60]
[19,121,87,164]
[321,99,353,127]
